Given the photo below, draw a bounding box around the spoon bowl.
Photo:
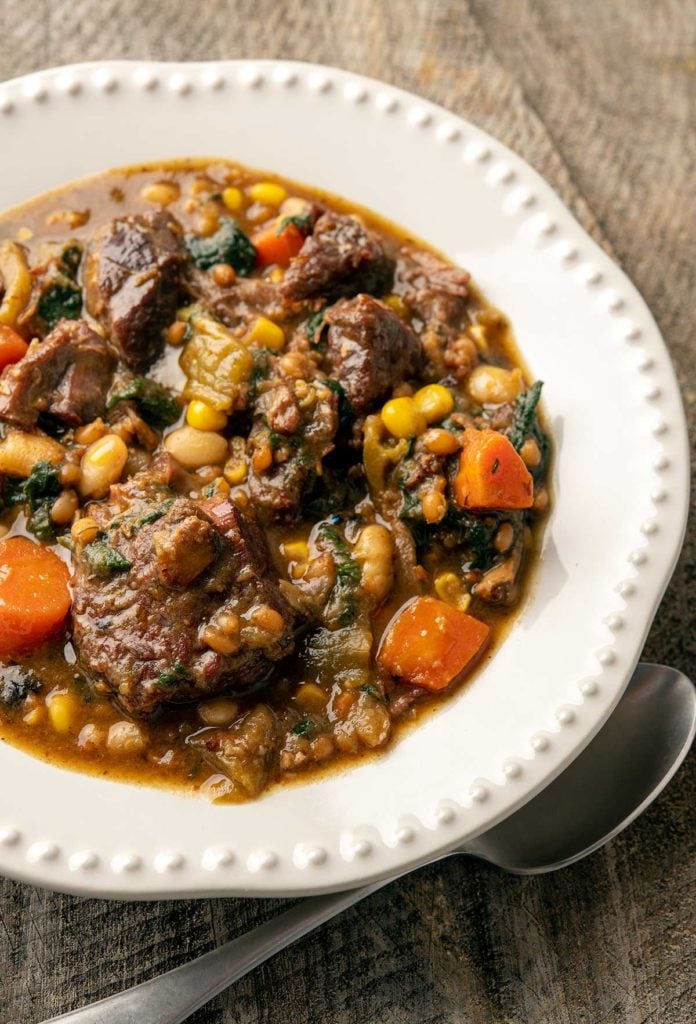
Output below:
[43,662,695,1024]
[467,662,696,872]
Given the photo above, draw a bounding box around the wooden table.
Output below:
[1,2,694,1021]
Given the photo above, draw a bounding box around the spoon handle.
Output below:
[40,879,391,1024]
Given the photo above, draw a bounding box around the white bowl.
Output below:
[0,60,688,898]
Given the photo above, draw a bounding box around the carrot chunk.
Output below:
[253,221,305,268]
[377,596,490,692]
[0,325,28,371]
[0,537,71,655]
[453,428,533,510]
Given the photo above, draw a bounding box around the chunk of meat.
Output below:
[0,319,115,428]
[183,266,293,328]
[152,515,217,588]
[71,473,296,716]
[84,212,184,370]
[247,376,339,523]
[393,248,475,380]
[281,212,395,303]
[188,705,277,799]
[322,295,424,414]
[394,248,471,333]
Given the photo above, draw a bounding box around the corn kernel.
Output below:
[413,384,454,424]
[380,396,427,439]
[223,457,248,485]
[245,316,285,351]
[46,690,77,734]
[186,399,228,432]
[383,294,408,318]
[247,182,287,207]
[434,571,471,612]
[222,186,243,211]
[282,539,309,563]
[295,683,327,713]
[268,266,285,283]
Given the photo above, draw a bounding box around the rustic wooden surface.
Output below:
[1,1,694,1021]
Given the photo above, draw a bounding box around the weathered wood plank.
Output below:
[0,2,693,1022]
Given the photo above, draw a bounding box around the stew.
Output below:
[0,160,550,802]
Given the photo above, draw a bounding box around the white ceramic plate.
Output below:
[0,60,688,898]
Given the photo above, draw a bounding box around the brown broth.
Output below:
[0,159,549,802]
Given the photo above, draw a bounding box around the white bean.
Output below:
[164,425,228,469]
[466,365,523,405]
[107,721,146,754]
[353,524,394,604]
[78,434,128,499]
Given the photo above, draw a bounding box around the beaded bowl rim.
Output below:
[0,59,689,898]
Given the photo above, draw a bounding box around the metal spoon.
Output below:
[43,662,695,1024]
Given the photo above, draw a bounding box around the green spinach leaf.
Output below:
[185,218,257,275]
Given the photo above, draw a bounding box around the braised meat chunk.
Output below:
[322,294,424,414]
[71,477,296,716]
[394,248,470,334]
[0,319,115,428]
[84,212,184,371]
[281,212,394,303]
[247,375,339,522]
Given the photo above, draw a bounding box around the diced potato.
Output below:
[0,428,64,478]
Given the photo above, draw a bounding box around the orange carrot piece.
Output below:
[0,325,28,372]
[378,596,490,692]
[453,428,533,510]
[0,537,71,655]
[253,221,305,268]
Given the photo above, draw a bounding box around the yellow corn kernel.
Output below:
[247,182,287,207]
[186,399,228,432]
[268,267,285,283]
[380,396,427,439]
[246,316,285,351]
[434,571,471,612]
[71,516,100,545]
[413,384,454,424]
[222,186,243,211]
[295,683,327,713]
[383,294,408,318]
[223,457,248,485]
[46,690,77,734]
[282,539,309,563]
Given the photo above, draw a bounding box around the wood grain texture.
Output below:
[0,1,694,1021]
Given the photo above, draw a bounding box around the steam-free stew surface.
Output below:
[0,160,549,802]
